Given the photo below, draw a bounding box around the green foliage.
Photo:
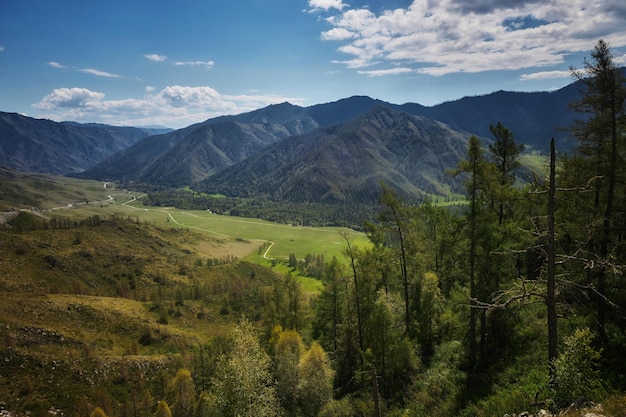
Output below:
[90,407,109,417]
[168,369,196,417]
[553,328,604,408]
[298,342,335,417]
[273,328,305,413]
[154,400,172,417]
[145,188,379,228]
[406,341,466,417]
[209,318,280,417]
[318,396,354,417]
[461,368,548,417]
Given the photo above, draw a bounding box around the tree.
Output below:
[90,407,109,417]
[209,317,280,417]
[376,185,412,336]
[341,230,364,372]
[568,39,626,343]
[313,256,347,356]
[453,135,493,370]
[168,369,196,417]
[274,328,305,413]
[153,400,172,417]
[488,122,524,225]
[298,343,335,417]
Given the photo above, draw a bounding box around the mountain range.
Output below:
[1,79,590,203]
[0,112,170,175]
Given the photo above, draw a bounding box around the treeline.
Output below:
[83,320,335,417]
[4,211,143,233]
[144,189,380,228]
[288,253,326,278]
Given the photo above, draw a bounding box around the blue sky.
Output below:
[1,0,625,128]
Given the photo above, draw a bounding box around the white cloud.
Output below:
[79,68,122,78]
[520,70,572,80]
[316,0,626,76]
[31,86,303,129]
[308,0,345,11]
[321,28,355,41]
[33,88,105,110]
[358,67,415,77]
[615,53,626,66]
[47,62,123,77]
[174,60,215,69]
[145,53,167,62]
[0,44,4,52]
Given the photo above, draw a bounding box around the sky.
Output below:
[1,0,625,129]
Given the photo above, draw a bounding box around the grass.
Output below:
[0,168,113,211]
[69,192,371,265]
[519,150,549,175]
[0,172,372,415]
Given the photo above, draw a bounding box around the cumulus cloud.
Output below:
[33,88,106,110]
[145,53,167,62]
[31,86,303,128]
[308,0,345,11]
[315,0,626,76]
[321,28,355,41]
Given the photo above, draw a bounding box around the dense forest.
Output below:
[2,40,626,417]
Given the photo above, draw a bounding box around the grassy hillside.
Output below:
[1,172,365,416]
[0,210,292,415]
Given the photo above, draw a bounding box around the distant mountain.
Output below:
[407,82,583,151]
[77,103,319,186]
[2,75,597,205]
[196,106,469,203]
[0,112,170,175]
[307,83,583,151]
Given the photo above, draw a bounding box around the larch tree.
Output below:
[568,38,626,343]
[488,122,524,226]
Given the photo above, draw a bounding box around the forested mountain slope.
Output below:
[77,102,319,186]
[196,106,469,202]
[0,112,168,174]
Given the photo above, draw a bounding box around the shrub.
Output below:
[553,327,604,408]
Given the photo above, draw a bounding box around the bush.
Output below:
[553,327,604,408]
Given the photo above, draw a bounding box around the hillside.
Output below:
[76,103,319,186]
[72,82,586,200]
[0,112,169,175]
[0,207,283,415]
[196,106,469,202]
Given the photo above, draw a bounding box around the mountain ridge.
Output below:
[0,112,171,175]
[197,106,469,203]
[1,77,596,203]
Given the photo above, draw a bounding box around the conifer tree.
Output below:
[567,39,626,343]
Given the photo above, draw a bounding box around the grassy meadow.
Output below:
[70,191,371,267]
